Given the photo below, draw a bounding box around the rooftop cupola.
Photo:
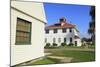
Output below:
[59,17,66,26]
[59,17,66,22]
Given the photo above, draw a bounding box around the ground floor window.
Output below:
[64,38,66,43]
[15,18,32,45]
[45,38,47,43]
[53,38,56,43]
[75,41,77,46]
[70,37,72,43]
[58,38,61,43]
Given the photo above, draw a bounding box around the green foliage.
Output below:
[68,43,74,46]
[45,43,50,48]
[52,43,58,47]
[81,44,86,48]
[61,42,67,46]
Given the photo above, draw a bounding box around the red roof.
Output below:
[45,21,76,29]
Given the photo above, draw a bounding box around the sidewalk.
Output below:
[48,56,73,63]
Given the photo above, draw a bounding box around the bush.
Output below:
[52,43,58,47]
[61,43,67,46]
[68,43,74,46]
[81,44,85,47]
[45,43,50,48]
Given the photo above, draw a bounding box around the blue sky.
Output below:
[43,3,92,38]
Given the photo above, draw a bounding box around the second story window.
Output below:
[45,29,49,34]
[69,28,72,33]
[62,28,66,33]
[54,29,57,33]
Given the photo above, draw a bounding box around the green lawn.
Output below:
[27,48,95,65]
[26,57,60,65]
[49,50,95,62]
[30,58,56,65]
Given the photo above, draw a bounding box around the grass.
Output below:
[88,45,95,49]
[23,47,95,66]
[31,58,55,65]
[29,51,95,65]
[27,57,60,65]
[53,50,95,62]
[47,50,94,62]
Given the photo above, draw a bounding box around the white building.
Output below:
[45,18,81,46]
[11,1,46,66]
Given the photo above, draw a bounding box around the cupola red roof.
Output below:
[45,17,76,29]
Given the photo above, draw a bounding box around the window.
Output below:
[45,29,49,34]
[53,38,56,43]
[55,23,61,26]
[45,38,47,43]
[75,41,77,46]
[64,38,66,43]
[58,38,61,43]
[15,18,31,44]
[54,29,57,33]
[62,28,66,33]
[69,28,72,32]
[70,37,72,43]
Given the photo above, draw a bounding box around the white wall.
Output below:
[45,28,81,46]
[11,1,46,66]
[74,39,81,46]
[11,1,47,23]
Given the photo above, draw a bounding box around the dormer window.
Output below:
[55,23,61,26]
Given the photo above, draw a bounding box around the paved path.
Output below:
[45,53,52,56]
[48,56,73,63]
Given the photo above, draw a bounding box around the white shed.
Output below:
[11,1,46,66]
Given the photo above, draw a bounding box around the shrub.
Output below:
[45,43,50,48]
[52,43,58,47]
[68,43,74,46]
[61,42,67,46]
[81,43,86,48]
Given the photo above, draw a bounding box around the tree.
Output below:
[88,6,95,44]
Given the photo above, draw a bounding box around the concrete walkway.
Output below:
[44,53,52,56]
[48,56,73,63]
